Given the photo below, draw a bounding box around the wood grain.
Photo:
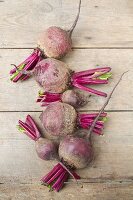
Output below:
[0,112,133,183]
[1,182,133,200]
[0,0,133,48]
[0,49,133,111]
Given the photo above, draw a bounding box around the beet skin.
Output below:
[40,102,77,140]
[33,58,71,93]
[59,136,92,169]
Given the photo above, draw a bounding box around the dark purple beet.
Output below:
[59,136,93,169]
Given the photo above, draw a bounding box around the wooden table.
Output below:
[0,1,133,199]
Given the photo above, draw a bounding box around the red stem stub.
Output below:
[10,48,43,82]
[78,112,107,135]
[17,115,41,141]
[36,91,62,106]
[71,67,112,97]
[41,162,80,192]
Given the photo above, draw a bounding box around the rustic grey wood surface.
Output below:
[0,0,133,199]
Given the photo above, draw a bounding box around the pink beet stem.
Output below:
[41,163,61,182]
[26,115,41,139]
[80,123,102,135]
[37,92,62,106]
[10,68,17,75]
[25,118,35,132]
[73,81,107,97]
[79,113,107,119]
[54,173,69,192]
[52,171,67,191]
[18,120,36,140]
[93,128,102,135]
[10,50,37,76]
[21,75,30,81]
[76,78,108,85]
[73,67,111,79]
[81,119,104,126]
[81,121,103,129]
[12,49,41,82]
[59,162,78,182]
[72,172,80,179]
[81,118,104,125]
[12,53,40,82]
[47,168,64,185]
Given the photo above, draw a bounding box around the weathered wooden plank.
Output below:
[1,182,133,200]
[0,0,133,48]
[0,112,133,183]
[0,49,132,111]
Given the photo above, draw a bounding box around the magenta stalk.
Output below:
[41,162,80,192]
[10,48,43,82]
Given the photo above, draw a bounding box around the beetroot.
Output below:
[37,26,72,59]
[10,0,81,82]
[37,89,90,108]
[40,102,107,140]
[33,58,71,93]
[40,102,77,140]
[18,115,57,160]
[14,58,112,97]
[59,136,92,169]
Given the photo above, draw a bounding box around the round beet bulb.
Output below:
[61,90,89,108]
[33,58,71,93]
[40,102,77,140]
[59,136,93,169]
[37,0,81,59]
[35,137,57,160]
[37,27,72,59]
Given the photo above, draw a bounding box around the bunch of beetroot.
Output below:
[18,101,107,191]
[10,0,126,193]
[17,71,126,192]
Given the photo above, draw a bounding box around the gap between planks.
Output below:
[0,110,133,113]
[1,47,133,49]
[1,178,133,185]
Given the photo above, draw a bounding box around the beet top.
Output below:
[18,115,57,160]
